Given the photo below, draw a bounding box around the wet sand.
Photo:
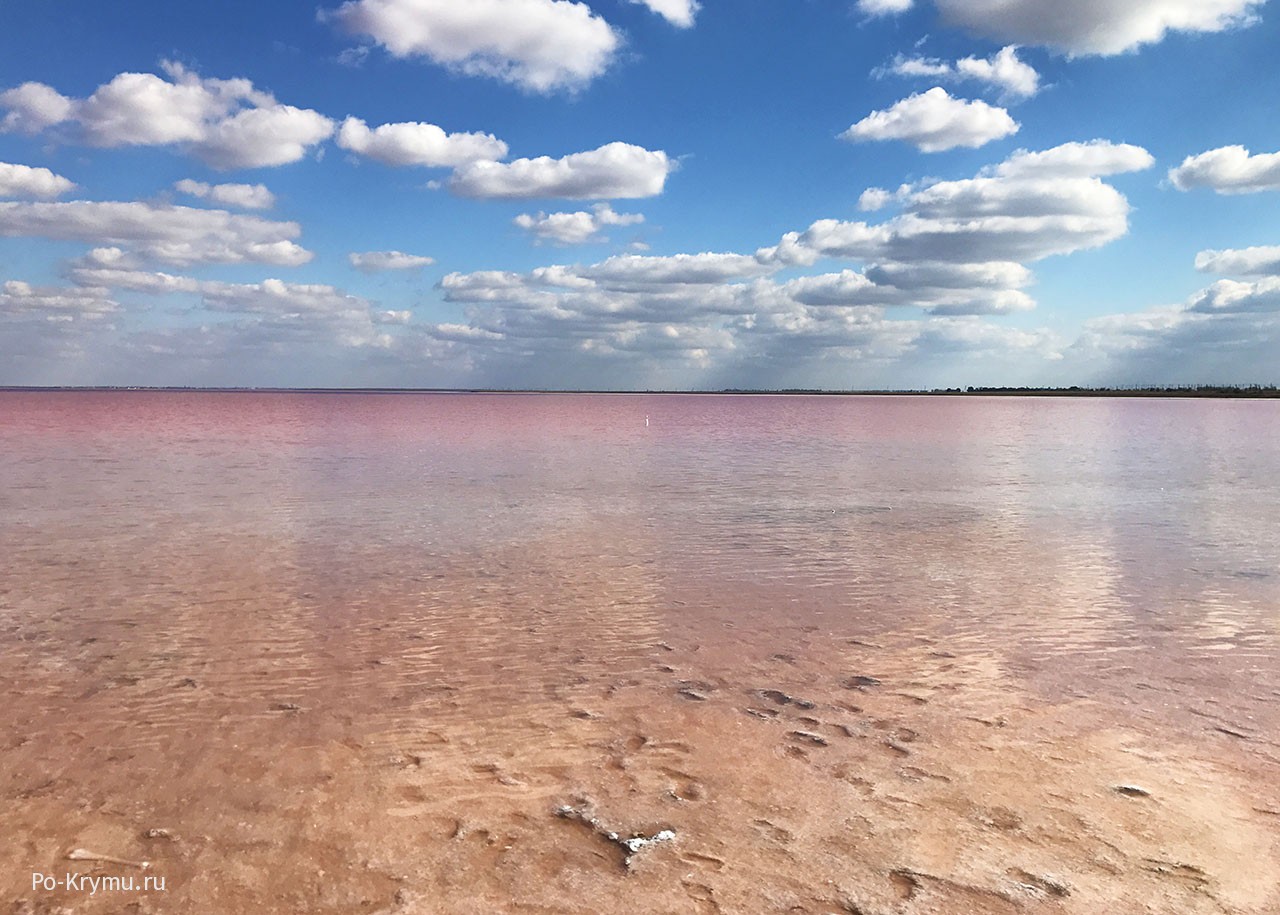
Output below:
[2,392,1279,913]
[4,570,1278,914]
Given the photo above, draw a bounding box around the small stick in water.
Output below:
[66,848,151,870]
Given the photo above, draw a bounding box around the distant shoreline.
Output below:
[2,385,1278,398]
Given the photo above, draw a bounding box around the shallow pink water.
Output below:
[4,391,1278,674]
[2,392,1279,914]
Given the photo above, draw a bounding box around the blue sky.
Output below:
[1,0,1278,389]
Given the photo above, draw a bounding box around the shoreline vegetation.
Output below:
[2,384,1278,398]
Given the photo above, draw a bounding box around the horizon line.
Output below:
[2,384,1279,398]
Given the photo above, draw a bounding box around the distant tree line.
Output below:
[948,385,1280,398]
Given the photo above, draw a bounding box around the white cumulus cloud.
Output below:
[438,135,1153,350]
[64,260,393,345]
[0,82,75,134]
[326,0,621,93]
[0,162,76,198]
[581,252,774,286]
[1,280,119,319]
[429,240,1062,386]
[858,0,914,16]
[201,278,374,318]
[0,201,312,266]
[1168,146,1280,194]
[880,46,1040,99]
[994,140,1155,178]
[630,0,699,27]
[841,87,1019,152]
[195,104,335,169]
[174,179,275,210]
[513,202,644,244]
[857,183,922,212]
[1195,246,1280,277]
[858,188,896,212]
[954,46,1040,98]
[336,117,509,167]
[73,66,260,147]
[933,0,1264,56]
[449,142,674,199]
[0,62,335,169]
[760,139,1153,268]
[349,251,436,272]
[1187,277,1280,313]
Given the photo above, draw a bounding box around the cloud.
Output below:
[174,179,275,210]
[72,65,266,147]
[349,250,436,271]
[866,259,1034,292]
[581,252,774,286]
[449,142,674,199]
[68,257,374,316]
[513,202,644,244]
[71,266,351,313]
[764,140,1153,269]
[756,221,886,267]
[1071,242,1280,384]
[858,0,914,16]
[0,162,76,198]
[1195,245,1280,277]
[5,139,1163,389]
[933,0,1264,56]
[858,182,925,212]
[629,0,699,27]
[0,201,312,266]
[200,279,375,320]
[194,105,335,169]
[1,280,119,319]
[434,137,1146,361]
[28,238,1062,389]
[879,46,1041,99]
[336,46,372,68]
[65,259,393,349]
[954,46,1040,99]
[1168,145,1280,194]
[778,267,1034,314]
[4,266,460,386]
[841,88,1019,152]
[429,251,1062,388]
[796,261,1036,315]
[336,116,508,167]
[858,188,896,212]
[427,322,506,343]
[0,82,74,133]
[1187,277,1280,313]
[0,62,335,169]
[0,279,125,378]
[325,0,621,93]
[993,140,1155,178]
[909,176,1120,221]
[0,279,121,373]
[1081,301,1280,364]
[67,256,203,295]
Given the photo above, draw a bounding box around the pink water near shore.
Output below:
[2,392,1278,914]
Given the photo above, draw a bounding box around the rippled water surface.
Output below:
[5,392,1277,682]
[3,392,1279,914]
